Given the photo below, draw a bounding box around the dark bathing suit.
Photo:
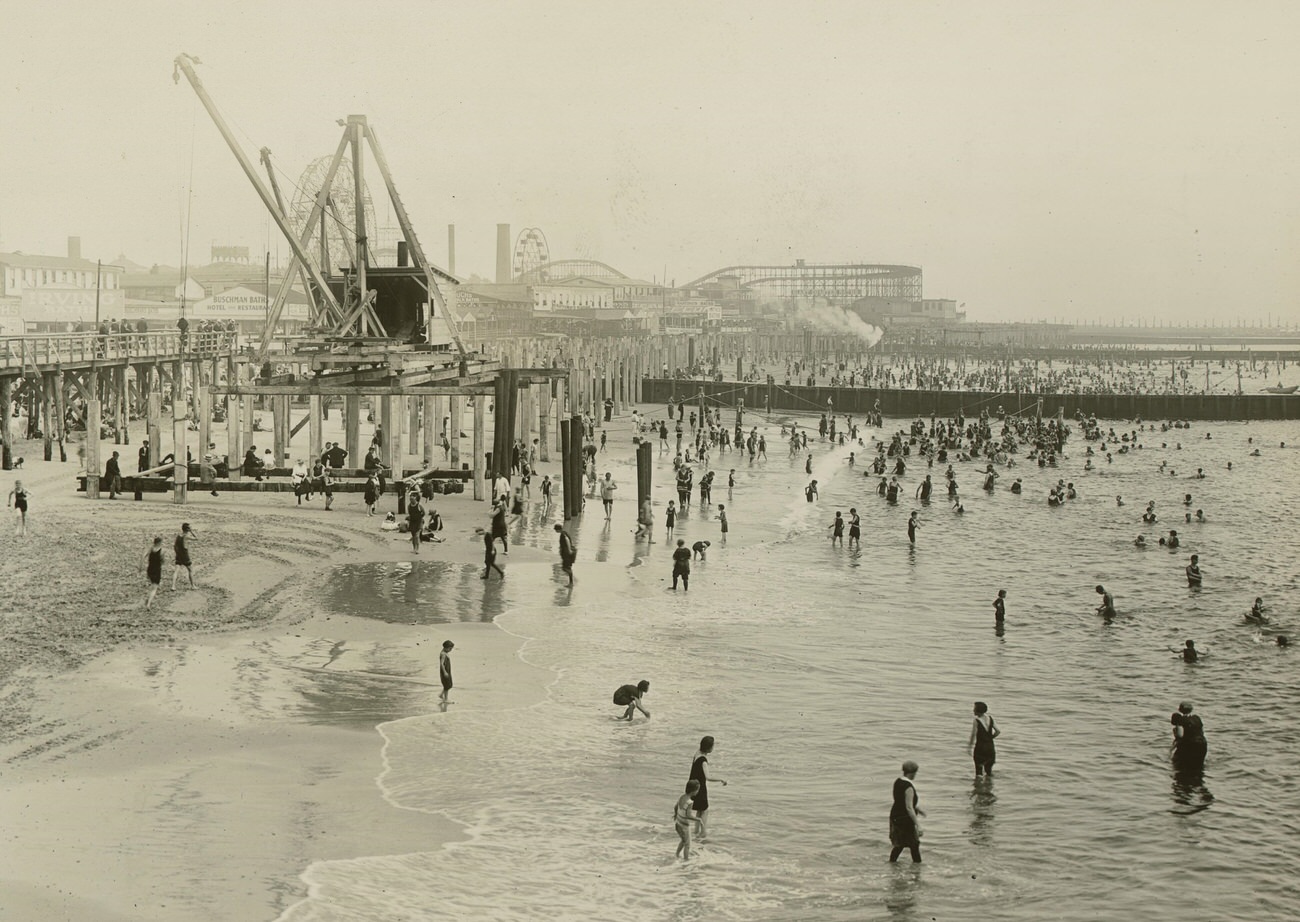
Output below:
[147,548,163,585]
[174,535,191,567]
[973,717,997,774]
[689,754,709,812]
[889,777,919,848]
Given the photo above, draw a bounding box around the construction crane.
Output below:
[172,53,465,361]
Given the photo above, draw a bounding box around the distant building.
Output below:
[0,237,124,332]
[533,276,614,312]
[455,283,534,334]
[850,297,963,327]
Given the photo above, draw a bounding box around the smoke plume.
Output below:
[788,298,884,347]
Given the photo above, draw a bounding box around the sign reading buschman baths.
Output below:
[191,286,309,319]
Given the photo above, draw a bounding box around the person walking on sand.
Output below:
[104,450,123,499]
[407,492,424,554]
[672,539,692,591]
[142,536,164,609]
[8,480,31,537]
[490,499,510,554]
[689,736,727,839]
[482,530,505,580]
[600,472,618,520]
[439,640,454,702]
[555,523,576,585]
[889,760,925,863]
[967,701,1001,777]
[172,523,197,590]
[675,779,703,860]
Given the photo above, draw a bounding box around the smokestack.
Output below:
[496,223,511,283]
[68,236,81,260]
[448,224,456,276]
[397,241,409,267]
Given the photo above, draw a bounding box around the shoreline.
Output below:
[0,422,565,921]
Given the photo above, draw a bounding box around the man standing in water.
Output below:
[889,760,924,863]
[1095,584,1117,618]
[439,640,454,703]
[993,589,1007,628]
[671,538,692,591]
[907,511,919,545]
[1170,701,1207,771]
[1186,554,1202,587]
[554,523,576,585]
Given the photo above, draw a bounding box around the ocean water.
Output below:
[281,416,1300,922]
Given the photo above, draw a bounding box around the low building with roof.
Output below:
[0,237,124,332]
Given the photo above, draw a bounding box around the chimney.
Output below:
[496,223,511,283]
[68,236,82,260]
[447,224,456,276]
[397,241,409,267]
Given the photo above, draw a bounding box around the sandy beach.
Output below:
[0,419,559,921]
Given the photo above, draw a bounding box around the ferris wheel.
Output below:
[288,154,378,272]
[512,227,550,280]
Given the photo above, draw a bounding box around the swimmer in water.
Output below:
[1196,509,1205,523]
[1095,585,1117,618]
[1116,495,1125,507]
[828,511,845,547]
[1276,636,1290,647]
[1247,597,1267,622]
[1169,639,1200,663]
[1186,554,1202,587]
[1134,535,1147,547]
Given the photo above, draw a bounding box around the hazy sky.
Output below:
[2,1,1297,323]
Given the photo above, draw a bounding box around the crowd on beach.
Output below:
[10,363,1291,871]
[661,350,1295,397]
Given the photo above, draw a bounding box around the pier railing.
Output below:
[0,330,238,372]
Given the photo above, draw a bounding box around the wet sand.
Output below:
[0,424,557,920]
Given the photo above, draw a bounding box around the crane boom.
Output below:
[172,53,344,324]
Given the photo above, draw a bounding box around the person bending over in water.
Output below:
[1095,585,1117,618]
[692,540,711,560]
[613,680,651,720]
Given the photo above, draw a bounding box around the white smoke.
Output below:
[788,298,884,348]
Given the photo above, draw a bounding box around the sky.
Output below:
[2,1,1298,324]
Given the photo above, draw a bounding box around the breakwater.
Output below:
[641,378,1300,421]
